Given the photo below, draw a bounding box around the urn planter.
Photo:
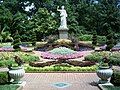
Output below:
[97,67,113,84]
[9,67,25,84]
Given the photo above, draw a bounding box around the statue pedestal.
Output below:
[58,27,69,39]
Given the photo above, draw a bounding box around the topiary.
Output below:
[92,31,97,45]
[106,32,115,51]
[31,32,37,46]
[13,31,21,51]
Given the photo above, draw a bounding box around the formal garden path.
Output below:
[21,50,100,90]
[22,73,100,90]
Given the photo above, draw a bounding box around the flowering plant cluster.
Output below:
[0,46,14,52]
[41,47,83,60]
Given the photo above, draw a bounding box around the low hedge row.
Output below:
[0,52,39,67]
[110,70,120,86]
[78,34,106,45]
[85,52,120,66]
[25,64,97,72]
[29,60,96,67]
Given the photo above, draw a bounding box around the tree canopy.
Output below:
[0,0,120,42]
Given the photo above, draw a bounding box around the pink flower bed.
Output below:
[41,51,84,60]
[0,47,14,52]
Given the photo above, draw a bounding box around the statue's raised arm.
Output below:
[57,6,68,29]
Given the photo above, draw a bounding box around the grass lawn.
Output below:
[0,84,19,90]
[102,85,120,90]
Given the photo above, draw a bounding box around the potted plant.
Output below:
[8,55,25,84]
[97,55,113,84]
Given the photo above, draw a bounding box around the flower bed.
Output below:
[0,46,14,52]
[41,47,83,60]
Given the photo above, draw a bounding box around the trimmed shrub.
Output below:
[0,52,39,67]
[31,32,37,46]
[92,31,97,45]
[0,72,8,84]
[79,34,92,41]
[78,34,106,45]
[110,70,120,86]
[13,31,21,51]
[85,52,120,65]
[97,36,106,45]
[36,42,47,48]
[106,33,115,51]
[25,65,97,72]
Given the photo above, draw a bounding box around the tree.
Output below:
[32,8,57,40]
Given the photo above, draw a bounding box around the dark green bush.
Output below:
[92,31,97,45]
[110,70,120,86]
[13,31,21,51]
[97,36,106,45]
[78,34,106,45]
[106,33,115,51]
[79,34,92,41]
[0,72,8,84]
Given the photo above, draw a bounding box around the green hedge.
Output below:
[110,70,120,86]
[25,65,97,72]
[78,34,106,45]
[85,52,120,65]
[79,35,92,41]
[0,72,8,84]
[0,52,39,67]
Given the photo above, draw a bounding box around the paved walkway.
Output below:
[22,73,100,90]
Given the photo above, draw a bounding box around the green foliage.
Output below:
[32,8,57,40]
[0,31,13,43]
[49,47,76,55]
[0,52,39,67]
[79,34,92,41]
[85,52,120,66]
[102,85,120,90]
[0,72,8,84]
[31,32,37,46]
[12,31,21,51]
[97,36,106,45]
[25,64,97,72]
[106,32,115,51]
[110,70,120,86]
[92,31,97,45]
[0,0,120,42]
[0,85,19,90]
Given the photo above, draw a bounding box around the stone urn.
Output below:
[9,66,25,84]
[97,66,113,84]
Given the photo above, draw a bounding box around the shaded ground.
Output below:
[22,73,100,90]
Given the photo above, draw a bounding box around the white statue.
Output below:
[57,6,68,29]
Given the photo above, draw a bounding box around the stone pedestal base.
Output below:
[58,27,69,39]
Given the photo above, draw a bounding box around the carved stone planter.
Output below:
[97,67,113,84]
[9,67,25,84]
